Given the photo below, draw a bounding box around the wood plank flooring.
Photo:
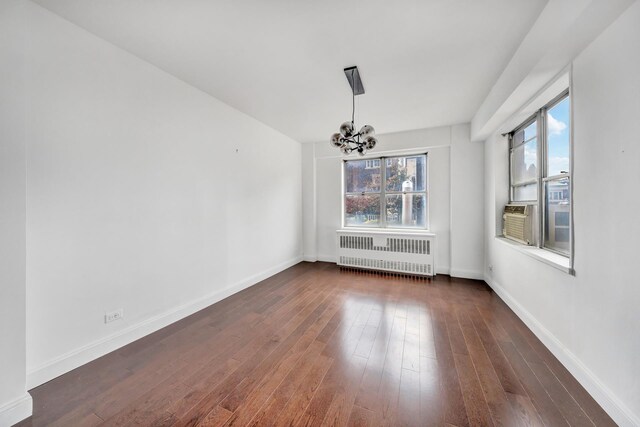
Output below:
[16,262,615,426]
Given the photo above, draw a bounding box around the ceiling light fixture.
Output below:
[330,66,377,156]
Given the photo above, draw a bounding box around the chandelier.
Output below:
[330,66,377,156]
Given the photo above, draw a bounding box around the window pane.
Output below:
[511,139,537,185]
[513,121,537,146]
[544,178,570,253]
[385,194,426,228]
[513,183,537,201]
[524,121,537,141]
[345,194,380,226]
[555,211,570,226]
[546,96,570,176]
[345,160,381,193]
[555,228,570,242]
[386,155,426,192]
[513,129,524,146]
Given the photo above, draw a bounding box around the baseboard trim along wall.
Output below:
[316,254,336,263]
[436,266,450,276]
[26,255,304,389]
[484,275,640,427]
[0,393,33,427]
[449,268,484,280]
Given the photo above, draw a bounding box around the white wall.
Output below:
[450,124,485,278]
[483,3,640,425]
[301,143,317,260]
[302,123,484,278]
[0,1,32,425]
[20,2,303,389]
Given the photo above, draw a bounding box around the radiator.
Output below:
[336,230,435,276]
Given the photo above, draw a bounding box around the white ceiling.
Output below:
[33,0,547,143]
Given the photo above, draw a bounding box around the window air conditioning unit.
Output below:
[503,204,534,245]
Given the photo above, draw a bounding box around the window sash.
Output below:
[344,191,381,195]
[510,116,539,203]
[511,183,538,203]
[343,154,428,229]
[543,176,570,255]
[510,116,537,150]
[510,139,538,187]
[511,180,537,187]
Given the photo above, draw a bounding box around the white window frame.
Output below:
[343,153,428,230]
[508,89,572,258]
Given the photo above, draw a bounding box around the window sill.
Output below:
[495,237,573,275]
[339,228,435,237]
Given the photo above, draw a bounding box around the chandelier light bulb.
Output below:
[359,125,375,139]
[340,121,354,137]
[364,136,377,150]
[330,133,343,147]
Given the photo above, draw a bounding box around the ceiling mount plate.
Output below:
[344,66,365,96]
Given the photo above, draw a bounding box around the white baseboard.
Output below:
[26,256,303,389]
[484,275,640,427]
[0,393,32,427]
[316,254,336,263]
[302,255,317,262]
[436,265,450,275]
[449,268,484,280]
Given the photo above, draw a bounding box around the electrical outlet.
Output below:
[105,308,124,324]
[488,264,494,272]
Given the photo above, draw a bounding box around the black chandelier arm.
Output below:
[342,132,365,144]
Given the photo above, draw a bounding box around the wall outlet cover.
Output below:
[105,308,124,323]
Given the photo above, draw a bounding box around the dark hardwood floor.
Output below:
[17,262,615,426]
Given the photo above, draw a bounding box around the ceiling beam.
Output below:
[470,0,635,142]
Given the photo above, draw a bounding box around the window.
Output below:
[364,159,380,169]
[344,154,427,229]
[510,121,538,202]
[509,91,571,256]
